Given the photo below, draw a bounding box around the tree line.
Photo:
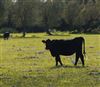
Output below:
[0,0,100,33]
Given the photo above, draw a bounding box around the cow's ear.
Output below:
[47,39,51,42]
[42,40,46,43]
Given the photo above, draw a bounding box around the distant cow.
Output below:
[3,32,10,40]
[42,37,86,66]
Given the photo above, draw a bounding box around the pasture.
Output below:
[0,33,100,87]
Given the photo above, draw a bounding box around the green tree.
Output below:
[0,0,5,26]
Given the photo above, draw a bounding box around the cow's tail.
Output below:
[82,37,86,58]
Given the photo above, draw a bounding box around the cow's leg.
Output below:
[55,55,63,66]
[80,54,84,66]
[74,53,79,66]
[57,56,63,66]
[55,56,58,66]
[7,37,9,40]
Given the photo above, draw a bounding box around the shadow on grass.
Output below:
[45,34,70,36]
[50,65,88,69]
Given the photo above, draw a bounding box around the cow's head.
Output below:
[42,39,52,50]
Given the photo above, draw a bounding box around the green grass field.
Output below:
[0,33,100,87]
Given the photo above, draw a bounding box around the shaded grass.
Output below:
[0,33,100,87]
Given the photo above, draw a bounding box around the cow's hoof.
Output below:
[82,65,85,67]
[74,64,77,66]
[61,64,63,66]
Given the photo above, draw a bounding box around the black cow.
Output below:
[3,32,10,40]
[42,37,86,66]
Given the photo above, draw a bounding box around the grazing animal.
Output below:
[3,32,10,40]
[42,37,86,66]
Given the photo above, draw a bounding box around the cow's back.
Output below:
[50,39,77,56]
